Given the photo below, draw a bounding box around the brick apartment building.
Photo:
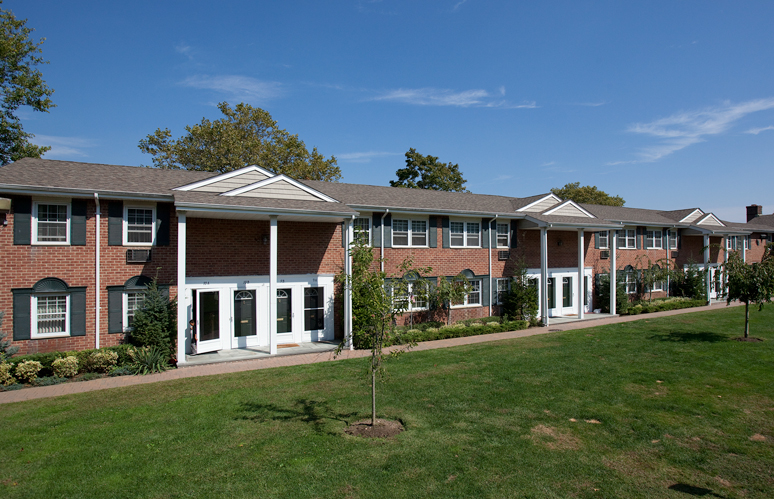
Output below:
[1,158,772,364]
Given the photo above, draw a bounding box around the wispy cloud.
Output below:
[31,135,96,157]
[573,101,607,107]
[337,151,401,163]
[622,98,774,162]
[175,43,194,60]
[180,75,283,102]
[372,87,536,109]
[540,161,576,173]
[745,125,774,135]
[452,0,468,11]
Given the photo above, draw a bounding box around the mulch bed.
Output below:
[344,419,404,439]
[734,337,764,342]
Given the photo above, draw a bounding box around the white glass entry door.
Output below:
[195,289,222,353]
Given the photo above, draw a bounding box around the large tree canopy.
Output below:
[0,2,55,165]
[390,148,467,192]
[138,102,341,181]
[719,245,774,338]
[551,182,625,206]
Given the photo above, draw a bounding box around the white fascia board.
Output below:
[696,213,725,227]
[174,201,355,218]
[516,193,562,212]
[173,165,275,191]
[220,174,339,203]
[0,184,173,202]
[347,205,528,218]
[542,200,596,218]
[679,208,704,223]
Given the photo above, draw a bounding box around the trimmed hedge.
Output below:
[6,344,134,377]
[386,319,529,346]
[625,298,706,315]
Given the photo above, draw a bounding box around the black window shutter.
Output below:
[341,222,346,248]
[383,214,392,248]
[490,220,497,248]
[372,214,382,247]
[510,220,518,249]
[12,289,32,340]
[13,196,32,245]
[156,203,171,246]
[69,287,87,336]
[429,216,438,248]
[442,217,450,248]
[107,287,124,334]
[482,276,491,307]
[677,228,682,249]
[108,201,123,246]
[636,227,642,249]
[482,218,489,248]
[70,199,87,246]
[594,232,600,249]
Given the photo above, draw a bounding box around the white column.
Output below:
[176,211,187,364]
[269,215,278,355]
[577,229,584,320]
[724,236,728,295]
[704,234,711,304]
[94,194,101,349]
[742,236,747,263]
[345,218,354,350]
[540,227,549,326]
[610,230,617,315]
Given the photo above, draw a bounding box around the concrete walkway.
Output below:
[0,301,742,405]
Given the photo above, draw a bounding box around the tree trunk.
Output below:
[744,302,750,338]
[371,366,376,426]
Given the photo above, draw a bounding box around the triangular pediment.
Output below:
[542,200,595,218]
[517,193,562,213]
[174,166,275,193]
[680,208,704,223]
[696,213,725,227]
[221,175,338,202]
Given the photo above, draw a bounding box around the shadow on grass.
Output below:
[668,483,726,497]
[648,331,730,343]
[237,399,358,436]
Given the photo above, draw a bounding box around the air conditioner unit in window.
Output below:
[126,249,151,263]
[671,251,679,258]
[498,250,510,261]
[600,250,609,259]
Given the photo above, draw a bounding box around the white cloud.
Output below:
[623,98,774,162]
[181,75,283,103]
[744,125,774,135]
[31,135,96,157]
[372,87,536,109]
[175,43,193,60]
[337,151,401,163]
[574,101,607,107]
[452,0,468,11]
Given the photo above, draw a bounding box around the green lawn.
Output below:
[2,306,774,499]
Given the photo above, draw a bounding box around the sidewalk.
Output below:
[0,301,742,405]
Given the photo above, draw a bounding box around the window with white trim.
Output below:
[353,217,371,245]
[453,279,481,307]
[496,223,510,248]
[496,278,509,305]
[450,220,481,247]
[624,265,636,294]
[392,218,428,247]
[32,201,70,244]
[617,229,636,249]
[727,236,739,251]
[124,291,146,330]
[32,294,69,338]
[646,229,662,249]
[645,265,664,292]
[744,235,750,250]
[668,230,678,250]
[598,231,609,249]
[304,287,325,331]
[392,281,429,311]
[124,206,155,245]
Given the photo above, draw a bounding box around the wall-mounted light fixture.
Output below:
[262,234,269,245]
[557,239,563,247]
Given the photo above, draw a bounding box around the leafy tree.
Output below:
[718,245,774,338]
[139,102,341,181]
[390,148,467,192]
[670,261,706,300]
[501,259,539,323]
[550,182,625,206]
[434,274,471,325]
[597,273,630,315]
[127,279,177,355]
[0,3,55,165]
[0,311,20,361]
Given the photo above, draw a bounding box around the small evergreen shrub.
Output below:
[32,376,67,387]
[0,383,23,391]
[109,366,133,377]
[79,372,102,381]
[127,280,177,355]
[15,360,43,383]
[0,362,16,386]
[52,356,79,378]
[597,273,630,314]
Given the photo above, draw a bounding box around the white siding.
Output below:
[681,209,704,223]
[549,203,592,217]
[521,196,560,213]
[697,215,723,226]
[236,179,321,201]
[193,171,270,193]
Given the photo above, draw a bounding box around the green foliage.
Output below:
[31,375,66,387]
[434,274,471,325]
[51,356,78,378]
[550,182,625,206]
[108,366,133,377]
[597,273,630,314]
[390,148,467,192]
[129,346,170,375]
[79,372,102,381]
[501,259,539,321]
[671,261,706,300]
[81,350,118,374]
[0,361,15,385]
[0,311,19,361]
[718,247,774,338]
[629,298,706,314]
[388,319,529,345]
[14,360,42,383]
[0,3,55,164]
[127,279,176,354]
[139,102,341,181]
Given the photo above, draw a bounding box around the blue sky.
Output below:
[10,0,774,222]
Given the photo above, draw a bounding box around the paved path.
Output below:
[0,301,742,405]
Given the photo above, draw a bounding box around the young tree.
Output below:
[434,274,471,325]
[0,3,55,164]
[501,259,539,322]
[718,246,774,338]
[550,182,625,206]
[390,148,467,192]
[138,102,341,181]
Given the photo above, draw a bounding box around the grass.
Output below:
[2,306,774,498]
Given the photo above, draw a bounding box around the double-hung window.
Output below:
[124,206,155,245]
[617,229,636,249]
[353,217,371,245]
[496,278,509,305]
[32,294,69,338]
[624,265,637,294]
[454,279,481,307]
[32,201,70,244]
[646,229,662,249]
[450,220,481,247]
[727,236,738,251]
[392,219,427,247]
[598,231,609,249]
[392,282,429,312]
[304,287,325,331]
[668,230,678,250]
[496,223,510,248]
[124,292,145,330]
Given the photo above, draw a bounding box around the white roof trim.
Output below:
[679,208,704,223]
[221,175,339,203]
[542,200,596,218]
[173,165,276,191]
[516,193,562,212]
[696,213,726,227]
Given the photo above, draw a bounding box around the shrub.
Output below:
[0,311,20,362]
[15,360,43,383]
[127,279,177,354]
[597,273,630,314]
[109,366,133,377]
[6,352,61,377]
[88,351,118,373]
[52,356,79,378]
[79,372,102,381]
[671,262,706,300]
[32,376,67,387]
[0,383,23,391]
[129,346,170,375]
[501,265,539,322]
[0,362,16,386]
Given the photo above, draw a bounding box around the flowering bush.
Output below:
[0,362,16,386]
[52,356,79,378]
[15,360,43,383]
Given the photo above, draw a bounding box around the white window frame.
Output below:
[123,205,156,246]
[646,228,663,249]
[31,294,70,338]
[617,229,637,249]
[496,278,509,305]
[391,217,429,248]
[496,223,510,248]
[32,200,71,245]
[353,217,371,246]
[598,231,609,249]
[452,279,482,308]
[744,235,750,250]
[668,230,678,250]
[392,282,429,312]
[123,291,146,331]
[450,219,481,248]
[624,266,637,294]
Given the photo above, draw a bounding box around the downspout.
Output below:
[380,209,389,273]
[94,193,101,349]
[487,215,497,317]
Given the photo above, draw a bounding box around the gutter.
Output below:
[174,202,357,219]
[0,184,173,202]
[487,215,497,317]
